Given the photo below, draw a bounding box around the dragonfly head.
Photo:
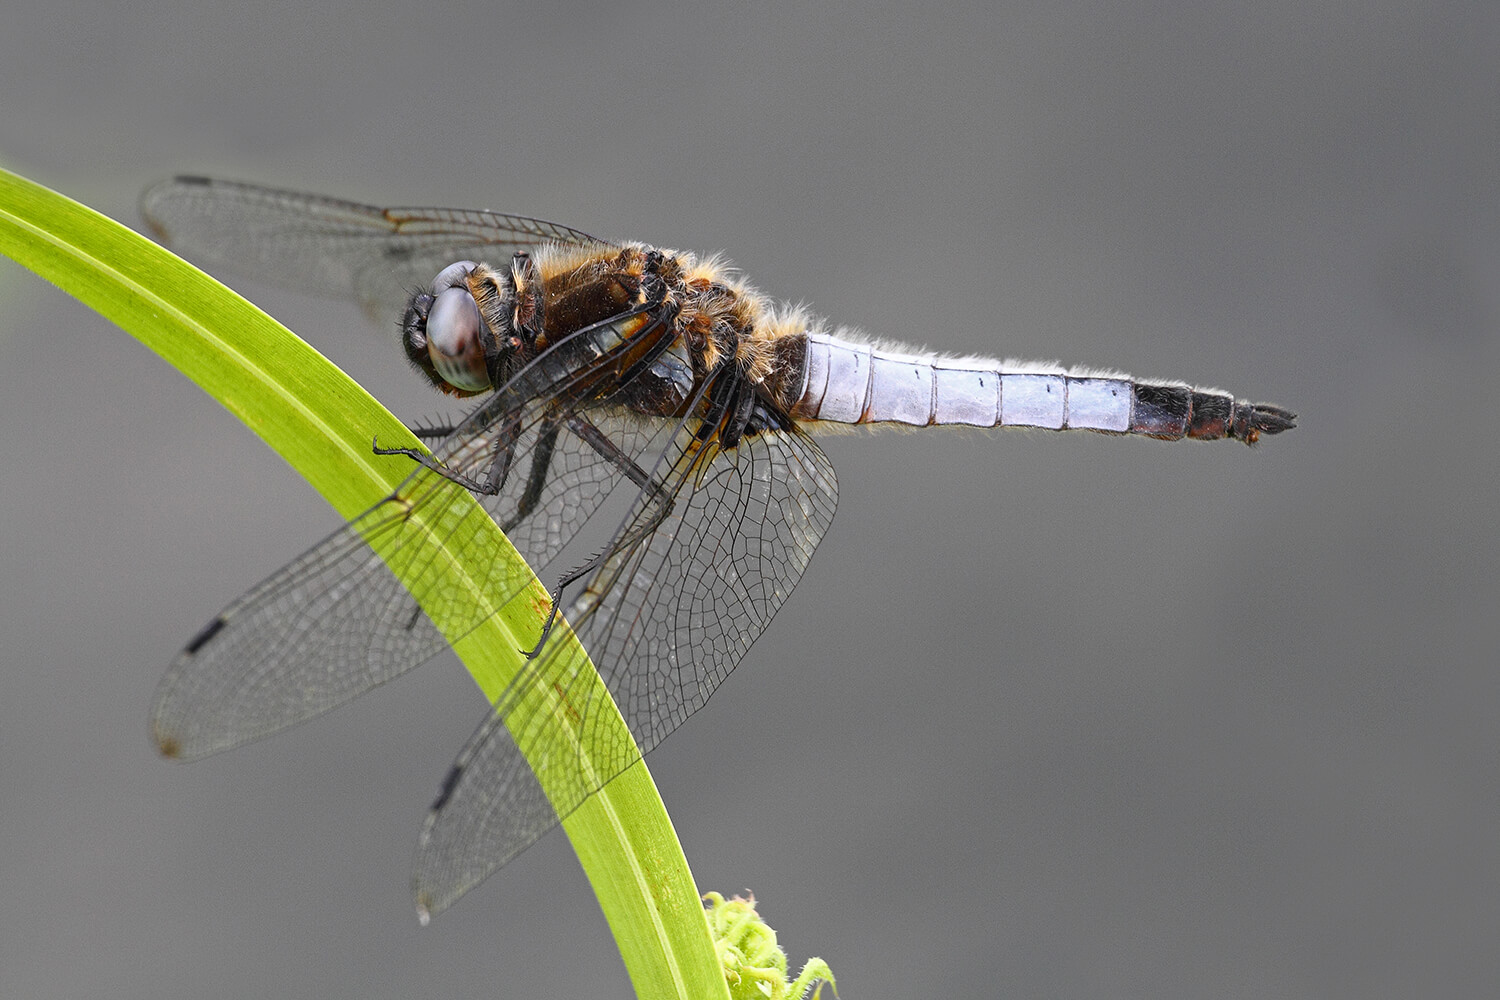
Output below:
[402,260,508,396]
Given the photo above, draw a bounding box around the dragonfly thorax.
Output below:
[403,245,683,400]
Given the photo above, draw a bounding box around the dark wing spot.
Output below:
[430,763,463,812]
[184,616,227,654]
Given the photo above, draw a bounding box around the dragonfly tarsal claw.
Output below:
[370,434,424,459]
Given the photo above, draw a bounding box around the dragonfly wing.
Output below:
[151,332,682,759]
[140,176,608,322]
[413,418,839,916]
[151,475,468,759]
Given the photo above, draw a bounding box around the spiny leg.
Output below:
[374,411,528,635]
[373,408,523,496]
[406,420,461,445]
[523,413,682,658]
[499,413,562,533]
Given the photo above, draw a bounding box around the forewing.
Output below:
[413,420,839,916]
[140,176,608,321]
[151,471,488,758]
[151,338,686,760]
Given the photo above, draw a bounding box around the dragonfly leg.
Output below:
[565,414,678,551]
[371,437,494,492]
[520,414,681,658]
[499,414,562,533]
[405,418,461,444]
[372,409,524,496]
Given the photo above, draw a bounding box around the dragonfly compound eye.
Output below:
[426,283,492,393]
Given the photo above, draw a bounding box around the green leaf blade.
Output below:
[0,167,727,1000]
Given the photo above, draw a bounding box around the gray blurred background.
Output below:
[2,2,1495,998]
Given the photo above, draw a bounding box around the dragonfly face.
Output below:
[140,176,1295,920]
[404,259,493,394]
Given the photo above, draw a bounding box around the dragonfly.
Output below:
[140,177,1296,921]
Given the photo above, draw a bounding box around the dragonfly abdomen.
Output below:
[787,331,1295,444]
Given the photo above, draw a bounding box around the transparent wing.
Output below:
[150,329,686,760]
[150,465,508,758]
[412,417,839,917]
[140,176,609,322]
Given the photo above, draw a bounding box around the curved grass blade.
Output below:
[0,167,728,1000]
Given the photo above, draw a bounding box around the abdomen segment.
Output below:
[787,331,1295,445]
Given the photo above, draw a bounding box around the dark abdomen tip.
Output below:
[1237,402,1298,444]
